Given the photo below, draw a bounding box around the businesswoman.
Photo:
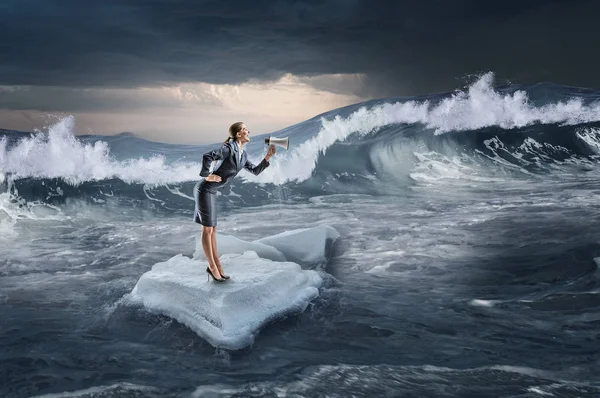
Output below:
[194,122,276,282]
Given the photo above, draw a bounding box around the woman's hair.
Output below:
[224,121,244,144]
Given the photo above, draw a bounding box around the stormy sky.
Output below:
[0,0,598,143]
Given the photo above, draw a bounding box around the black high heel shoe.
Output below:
[216,266,230,280]
[206,267,226,282]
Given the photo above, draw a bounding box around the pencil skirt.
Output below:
[193,181,217,227]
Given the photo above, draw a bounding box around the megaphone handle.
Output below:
[265,145,276,160]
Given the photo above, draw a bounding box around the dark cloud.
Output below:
[0,0,598,98]
[0,85,222,112]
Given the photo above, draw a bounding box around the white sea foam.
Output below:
[191,363,582,398]
[469,299,497,308]
[0,183,66,238]
[576,127,600,153]
[0,194,17,238]
[30,382,157,398]
[527,386,556,396]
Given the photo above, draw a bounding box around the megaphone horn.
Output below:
[264,136,289,150]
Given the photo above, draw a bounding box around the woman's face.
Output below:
[237,124,250,144]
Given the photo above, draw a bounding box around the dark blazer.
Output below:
[198,140,270,192]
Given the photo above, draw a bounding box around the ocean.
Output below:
[1,73,600,397]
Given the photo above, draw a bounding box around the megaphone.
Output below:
[264,136,289,150]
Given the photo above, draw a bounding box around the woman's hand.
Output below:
[206,174,222,182]
[265,145,276,160]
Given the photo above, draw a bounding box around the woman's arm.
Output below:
[244,158,270,176]
[244,145,276,176]
[199,144,231,177]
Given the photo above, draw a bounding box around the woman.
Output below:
[194,122,276,282]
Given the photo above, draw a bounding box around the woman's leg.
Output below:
[210,226,228,277]
[202,225,222,278]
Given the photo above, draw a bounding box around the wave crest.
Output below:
[2,73,600,193]
[250,72,600,184]
[0,116,201,185]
